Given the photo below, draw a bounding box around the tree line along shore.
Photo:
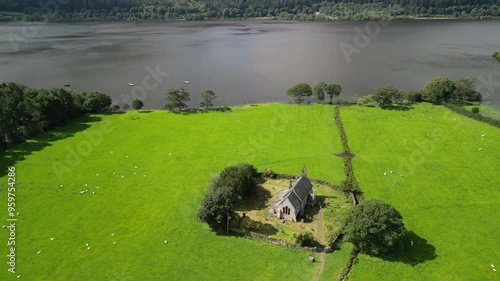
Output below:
[1,0,500,22]
[1,75,498,151]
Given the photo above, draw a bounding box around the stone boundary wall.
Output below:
[259,172,339,188]
[231,228,334,253]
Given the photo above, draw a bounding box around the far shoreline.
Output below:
[2,16,500,24]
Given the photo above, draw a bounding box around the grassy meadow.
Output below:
[0,104,348,281]
[341,103,500,281]
[2,102,499,281]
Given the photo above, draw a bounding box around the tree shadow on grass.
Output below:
[0,115,102,178]
[303,195,337,219]
[235,185,272,211]
[169,107,233,115]
[217,220,279,237]
[372,231,437,266]
[385,105,414,111]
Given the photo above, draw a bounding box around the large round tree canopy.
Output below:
[341,199,406,255]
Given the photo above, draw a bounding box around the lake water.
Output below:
[1,20,499,109]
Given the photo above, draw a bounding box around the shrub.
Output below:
[296,232,315,246]
[263,168,276,179]
[471,107,480,114]
[404,90,422,103]
[356,95,373,106]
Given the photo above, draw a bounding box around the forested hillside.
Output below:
[0,0,499,21]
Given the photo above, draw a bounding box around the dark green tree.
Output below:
[82,91,112,113]
[132,99,144,111]
[197,185,237,232]
[287,82,312,102]
[452,78,482,102]
[200,89,217,110]
[341,199,407,255]
[404,90,422,104]
[0,82,112,151]
[35,89,73,129]
[326,84,342,104]
[109,104,120,112]
[165,88,190,111]
[213,163,258,199]
[372,84,400,108]
[312,81,327,103]
[421,77,455,104]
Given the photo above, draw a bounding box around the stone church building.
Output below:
[269,171,316,221]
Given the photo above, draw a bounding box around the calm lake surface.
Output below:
[1,20,499,109]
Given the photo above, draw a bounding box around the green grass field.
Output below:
[341,103,500,280]
[0,104,348,280]
[2,102,498,280]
